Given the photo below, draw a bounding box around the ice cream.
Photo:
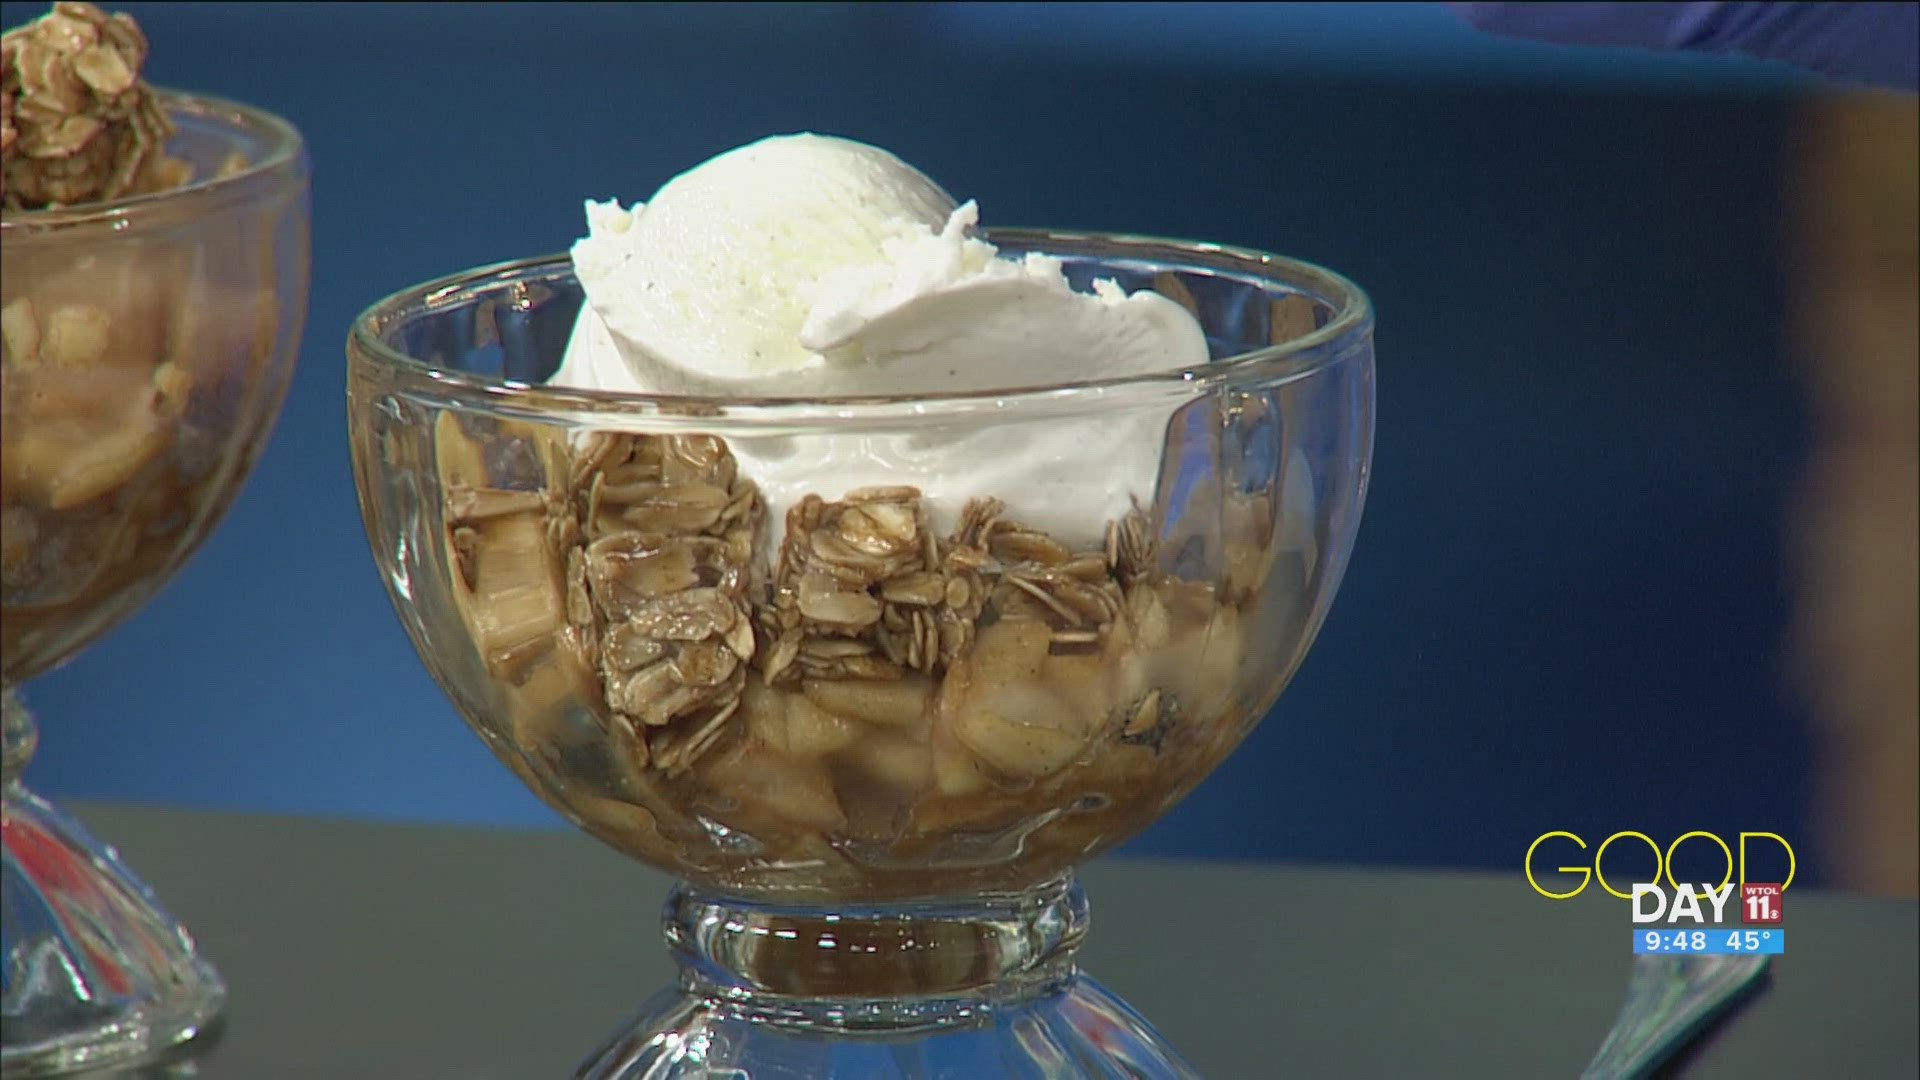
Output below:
[554,133,1209,541]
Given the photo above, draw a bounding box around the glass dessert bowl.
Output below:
[1,91,309,1074]
[348,235,1372,1077]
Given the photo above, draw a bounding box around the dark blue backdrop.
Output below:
[3,3,1820,881]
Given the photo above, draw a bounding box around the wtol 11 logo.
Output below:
[1526,831,1790,956]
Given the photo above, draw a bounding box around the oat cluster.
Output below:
[1,2,184,210]
[759,489,1154,686]
[562,432,764,774]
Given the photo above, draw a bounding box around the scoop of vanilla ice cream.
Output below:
[569,133,956,387]
[554,133,1210,542]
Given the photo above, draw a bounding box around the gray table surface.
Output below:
[60,802,1917,1080]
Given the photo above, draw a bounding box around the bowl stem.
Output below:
[577,874,1202,1077]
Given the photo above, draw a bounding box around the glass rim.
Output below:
[348,230,1373,420]
[0,88,307,232]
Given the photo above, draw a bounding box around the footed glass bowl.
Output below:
[348,234,1372,1077]
[1,92,309,1075]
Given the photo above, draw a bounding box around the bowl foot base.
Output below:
[2,714,224,1078]
[581,973,1197,1079]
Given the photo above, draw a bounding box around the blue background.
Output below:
[4,3,1821,881]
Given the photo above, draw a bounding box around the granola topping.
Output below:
[2,2,188,211]
[437,420,1264,898]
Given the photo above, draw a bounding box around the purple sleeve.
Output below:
[1451,2,1919,90]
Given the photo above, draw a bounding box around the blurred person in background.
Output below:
[1456,2,1918,894]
